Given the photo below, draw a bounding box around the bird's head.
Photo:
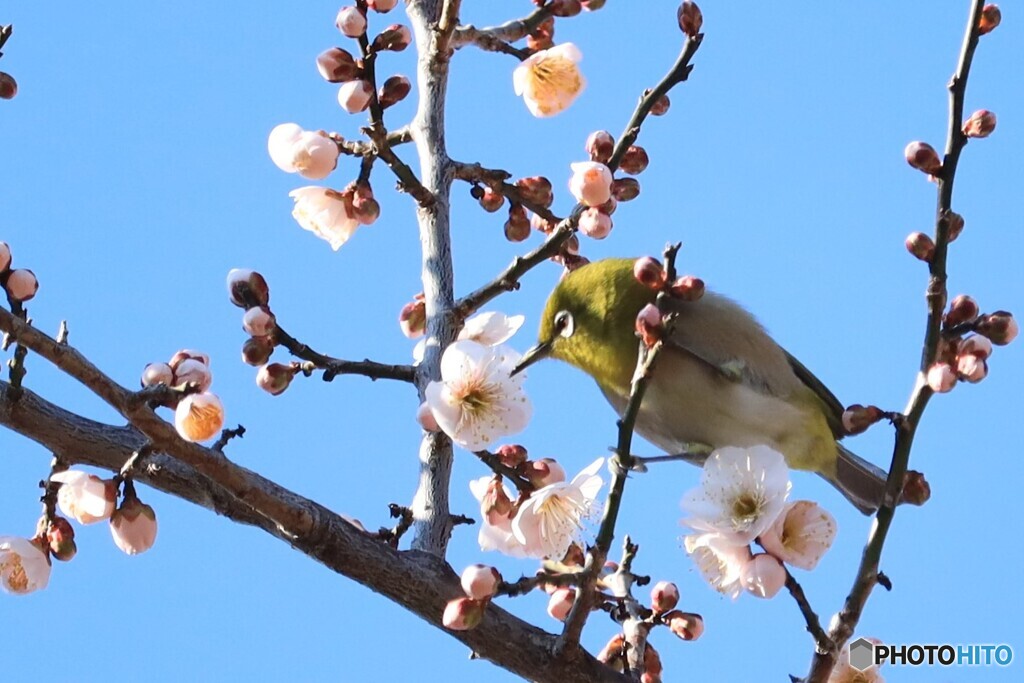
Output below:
[512,258,654,390]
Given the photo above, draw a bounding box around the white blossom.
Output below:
[511,458,603,559]
[512,43,586,117]
[0,537,50,595]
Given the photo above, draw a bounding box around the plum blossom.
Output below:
[568,161,613,207]
[740,553,786,599]
[469,476,527,557]
[512,43,586,117]
[109,497,158,556]
[50,470,116,525]
[681,445,791,545]
[413,311,524,364]
[174,392,225,442]
[0,537,50,595]
[267,124,339,179]
[759,500,837,571]
[289,186,360,251]
[511,458,604,559]
[683,532,751,599]
[424,341,531,451]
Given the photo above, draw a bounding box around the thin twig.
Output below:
[212,425,246,453]
[474,450,534,494]
[451,5,554,50]
[273,324,415,383]
[496,571,584,598]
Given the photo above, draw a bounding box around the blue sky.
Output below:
[0,2,1020,681]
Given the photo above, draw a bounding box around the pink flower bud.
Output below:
[336,6,367,37]
[633,257,666,289]
[741,553,786,599]
[562,542,585,567]
[578,207,613,240]
[926,363,957,393]
[174,392,225,442]
[460,564,503,600]
[477,187,504,213]
[586,130,615,163]
[399,295,427,339]
[665,610,704,641]
[316,47,360,83]
[677,1,704,37]
[226,268,270,308]
[46,518,77,562]
[0,72,16,100]
[956,352,987,383]
[547,587,576,621]
[338,79,374,113]
[620,145,649,175]
[526,19,555,52]
[515,176,554,208]
[670,275,705,301]
[900,470,931,506]
[962,109,996,138]
[480,476,514,524]
[373,24,412,52]
[611,178,640,202]
[50,470,117,525]
[172,358,213,392]
[944,294,979,328]
[443,597,486,631]
[904,141,942,175]
[636,303,664,347]
[141,362,174,388]
[504,204,531,242]
[243,306,277,337]
[904,232,935,262]
[958,334,993,360]
[977,311,1017,345]
[650,581,680,613]
[841,404,884,435]
[944,211,965,242]
[416,402,440,432]
[531,212,557,234]
[5,268,38,302]
[526,458,566,488]
[170,349,211,369]
[379,74,411,108]
[368,0,398,12]
[596,634,626,666]
[0,242,10,273]
[551,0,582,17]
[242,336,275,366]
[581,0,607,9]
[496,444,528,468]
[648,91,671,116]
[644,644,663,678]
[109,496,158,556]
[257,362,299,396]
[596,196,618,216]
[978,4,1001,35]
[568,161,613,207]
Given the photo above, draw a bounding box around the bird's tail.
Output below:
[819,444,889,515]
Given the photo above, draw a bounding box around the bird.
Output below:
[511,257,887,514]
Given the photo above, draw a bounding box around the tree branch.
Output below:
[273,324,415,383]
[451,5,554,51]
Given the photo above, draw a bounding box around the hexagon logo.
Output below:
[849,637,876,672]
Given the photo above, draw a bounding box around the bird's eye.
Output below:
[554,310,575,338]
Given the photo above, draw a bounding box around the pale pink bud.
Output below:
[477,187,504,213]
[170,349,211,369]
[504,204,531,242]
[226,268,270,308]
[636,303,663,347]
[398,296,427,339]
[620,145,649,175]
[944,211,965,242]
[0,72,16,100]
[141,362,174,388]
[581,0,607,10]
[648,91,670,116]
[242,336,275,366]
[526,458,566,488]
[257,362,298,396]
[460,564,502,600]
[172,358,212,392]
[977,311,1017,345]
[547,587,576,621]
[905,231,935,262]
[586,130,614,163]
[677,1,703,37]
[243,306,277,337]
[5,268,38,302]
[926,363,957,393]
[531,212,557,234]
[551,0,582,17]
[611,178,640,202]
[670,275,704,301]
[741,553,786,599]
[372,24,411,52]
[443,597,486,630]
[904,141,942,175]
[50,470,117,525]
[665,610,704,641]
[650,581,680,613]
[958,334,993,360]
[336,6,367,37]
[378,74,411,108]
[496,444,528,468]
[841,404,883,435]
[290,132,341,180]
[0,537,50,594]
[515,176,554,208]
[46,518,76,562]
[562,542,585,567]
[174,392,225,442]
[109,496,158,556]
[979,4,1001,35]
[633,257,666,289]
[316,47,360,83]
[568,161,613,207]
[416,401,440,432]
[900,470,931,506]
[338,79,374,113]
[963,109,996,138]
[945,294,979,328]
[367,0,398,12]
[956,353,987,383]
[480,476,514,524]
[578,207,612,239]
[267,123,304,172]
[0,242,10,273]
[597,634,626,666]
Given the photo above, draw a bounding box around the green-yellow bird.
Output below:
[512,257,887,514]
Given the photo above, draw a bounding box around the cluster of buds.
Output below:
[329,6,410,112]
[141,349,225,443]
[0,242,38,303]
[631,256,705,346]
[926,295,1016,393]
[443,564,503,630]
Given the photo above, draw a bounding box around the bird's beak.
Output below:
[510,340,553,377]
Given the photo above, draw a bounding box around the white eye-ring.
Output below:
[554,310,575,338]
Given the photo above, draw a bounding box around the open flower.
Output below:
[740,553,786,599]
[50,470,116,524]
[681,445,791,545]
[0,537,50,595]
[759,500,837,571]
[684,532,751,599]
[174,392,225,442]
[289,186,359,251]
[414,311,525,363]
[512,43,586,117]
[424,341,531,451]
[512,458,603,559]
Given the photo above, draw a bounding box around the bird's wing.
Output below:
[783,349,846,438]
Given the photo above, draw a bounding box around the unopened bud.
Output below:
[562,542,585,567]
[242,306,277,337]
[443,597,486,631]
[677,1,703,37]
[480,476,513,523]
[416,401,440,432]
[904,141,942,175]
[944,294,979,328]
[4,268,38,302]
[978,4,1001,35]
[581,0,607,10]
[399,296,427,339]
[338,79,374,113]
[943,211,965,242]
[0,242,10,273]
[257,362,299,396]
[958,334,993,360]
[904,232,935,262]
[841,404,884,435]
[316,47,360,83]
[378,75,411,108]
[956,352,988,383]
[353,196,380,225]
[367,0,398,12]
[527,18,555,52]
[551,0,582,17]
[962,109,996,138]
[650,581,680,613]
[109,495,158,556]
[741,553,786,599]
[141,362,174,388]
[496,444,528,468]
[373,24,412,52]
[611,178,640,202]
[479,187,505,213]
[633,257,666,289]
[578,207,612,240]
[526,458,566,487]
[226,268,270,308]
[586,130,614,163]
[336,6,367,38]
[547,587,576,621]
[926,362,957,393]
[515,176,554,208]
[242,336,275,366]
[977,311,1017,345]
[900,470,931,506]
[597,634,626,667]
[460,564,503,600]
[0,72,16,100]
[647,90,671,116]
[531,212,557,234]
[670,275,704,301]
[636,303,664,347]
[619,145,649,175]
[504,204,531,242]
[665,610,704,641]
[46,517,76,561]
